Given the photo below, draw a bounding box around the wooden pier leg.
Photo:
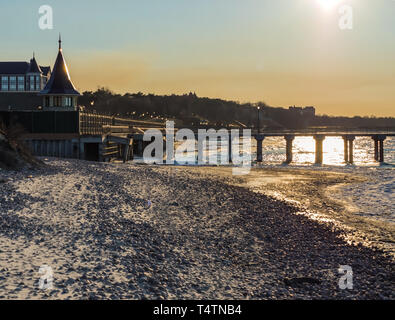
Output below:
[256,135,264,163]
[284,135,295,164]
[228,134,232,163]
[314,135,325,165]
[343,136,349,163]
[123,144,130,163]
[374,138,379,161]
[373,135,386,163]
[379,139,385,163]
[348,136,355,164]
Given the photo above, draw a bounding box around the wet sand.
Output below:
[193,166,395,258]
[0,159,393,299]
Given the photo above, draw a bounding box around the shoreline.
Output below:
[189,165,394,259]
[0,159,394,299]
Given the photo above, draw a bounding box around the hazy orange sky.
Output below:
[1,0,394,116]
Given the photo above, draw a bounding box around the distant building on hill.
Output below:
[289,106,316,118]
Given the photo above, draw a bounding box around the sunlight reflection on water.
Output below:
[253,136,395,166]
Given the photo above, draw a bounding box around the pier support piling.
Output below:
[379,139,385,163]
[314,135,325,165]
[123,144,130,163]
[228,134,233,163]
[284,135,295,164]
[343,137,349,163]
[374,138,379,161]
[348,136,355,164]
[372,135,386,163]
[255,135,265,163]
[343,135,355,164]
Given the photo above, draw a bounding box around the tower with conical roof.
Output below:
[39,35,80,110]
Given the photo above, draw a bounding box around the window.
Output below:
[54,96,62,107]
[35,76,40,90]
[29,76,35,91]
[17,76,24,91]
[65,97,72,107]
[9,76,16,91]
[1,76,8,91]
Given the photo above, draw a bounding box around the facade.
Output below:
[0,55,51,111]
[0,55,51,93]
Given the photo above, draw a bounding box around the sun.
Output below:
[316,0,342,11]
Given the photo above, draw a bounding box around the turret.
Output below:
[39,35,80,110]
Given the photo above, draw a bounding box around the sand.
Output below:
[0,159,393,300]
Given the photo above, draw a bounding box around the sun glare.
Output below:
[317,0,342,11]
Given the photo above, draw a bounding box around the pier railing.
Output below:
[79,111,165,135]
[0,110,165,136]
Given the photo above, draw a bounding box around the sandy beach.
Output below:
[0,159,394,300]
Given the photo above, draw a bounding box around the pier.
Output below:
[252,132,394,165]
[0,110,393,165]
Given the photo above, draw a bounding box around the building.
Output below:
[289,106,316,118]
[0,54,51,110]
[0,36,80,111]
[0,36,138,163]
[38,36,81,111]
[0,54,51,93]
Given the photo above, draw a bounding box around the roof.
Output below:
[0,59,50,76]
[40,66,51,76]
[39,48,80,96]
[0,62,29,75]
[27,57,42,74]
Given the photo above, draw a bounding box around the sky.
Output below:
[0,0,394,116]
